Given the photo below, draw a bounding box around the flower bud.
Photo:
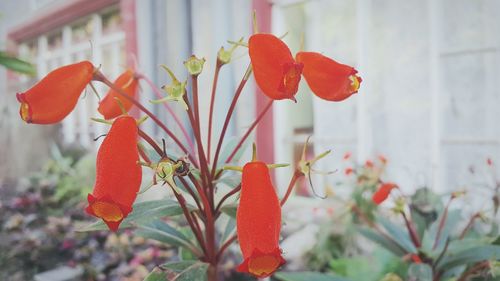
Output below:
[184,55,205,76]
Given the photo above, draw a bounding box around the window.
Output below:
[17,6,126,148]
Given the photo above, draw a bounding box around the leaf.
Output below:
[377,216,417,253]
[218,136,252,166]
[221,203,238,219]
[78,199,189,231]
[0,51,36,75]
[421,209,461,254]
[274,272,351,281]
[222,217,236,242]
[407,264,432,281]
[135,220,194,249]
[215,172,241,188]
[159,261,209,281]
[436,245,500,271]
[357,227,406,256]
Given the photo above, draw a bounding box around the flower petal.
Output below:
[98,69,139,120]
[296,52,361,101]
[372,182,398,205]
[87,116,142,231]
[17,61,94,124]
[236,161,285,277]
[249,34,301,100]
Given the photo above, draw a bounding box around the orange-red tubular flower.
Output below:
[98,69,139,120]
[372,182,398,205]
[16,61,94,124]
[249,34,303,101]
[86,116,142,231]
[296,52,362,101]
[236,161,285,278]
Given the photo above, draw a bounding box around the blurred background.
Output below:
[0,0,499,280]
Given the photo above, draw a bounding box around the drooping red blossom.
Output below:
[16,61,94,124]
[248,34,361,102]
[236,161,285,278]
[296,52,362,101]
[345,167,354,176]
[372,182,398,205]
[86,116,142,231]
[98,69,139,119]
[411,254,422,264]
[343,152,352,160]
[249,34,303,101]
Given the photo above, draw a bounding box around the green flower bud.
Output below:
[184,55,205,76]
[150,65,188,110]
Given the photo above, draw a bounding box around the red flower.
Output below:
[98,69,139,119]
[365,160,374,168]
[296,52,361,101]
[236,161,285,278]
[345,167,354,175]
[411,254,422,264]
[343,152,352,160]
[487,158,493,166]
[86,116,142,231]
[248,34,361,101]
[372,182,398,205]
[17,61,94,124]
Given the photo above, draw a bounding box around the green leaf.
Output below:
[421,209,461,254]
[0,51,36,75]
[218,136,252,166]
[377,217,417,253]
[357,227,406,256]
[222,217,236,242]
[274,272,351,281]
[436,245,500,270]
[78,199,189,231]
[153,261,209,281]
[407,264,432,281]
[221,203,238,219]
[135,220,194,249]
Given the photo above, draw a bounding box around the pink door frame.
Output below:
[252,0,275,165]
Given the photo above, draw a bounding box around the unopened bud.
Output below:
[184,55,205,76]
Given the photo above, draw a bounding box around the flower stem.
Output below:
[138,128,164,157]
[214,184,241,216]
[211,65,252,178]
[433,197,452,250]
[400,210,421,248]
[226,99,273,163]
[207,62,222,162]
[137,73,196,156]
[280,170,303,206]
[92,71,197,166]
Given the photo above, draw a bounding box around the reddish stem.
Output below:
[401,211,421,248]
[93,71,197,165]
[137,74,195,155]
[216,234,237,261]
[138,128,164,157]
[211,65,252,179]
[459,212,480,239]
[280,170,303,206]
[207,61,222,162]
[214,184,241,216]
[225,99,274,163]
[433,197,453,250]
[171,186,207,258]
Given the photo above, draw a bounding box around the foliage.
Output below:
[0,51,36,75]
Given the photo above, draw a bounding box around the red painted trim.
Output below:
[252,0,275,164]
[8,0,119,42]
[120,0,139,118]
[120,0,138,67]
